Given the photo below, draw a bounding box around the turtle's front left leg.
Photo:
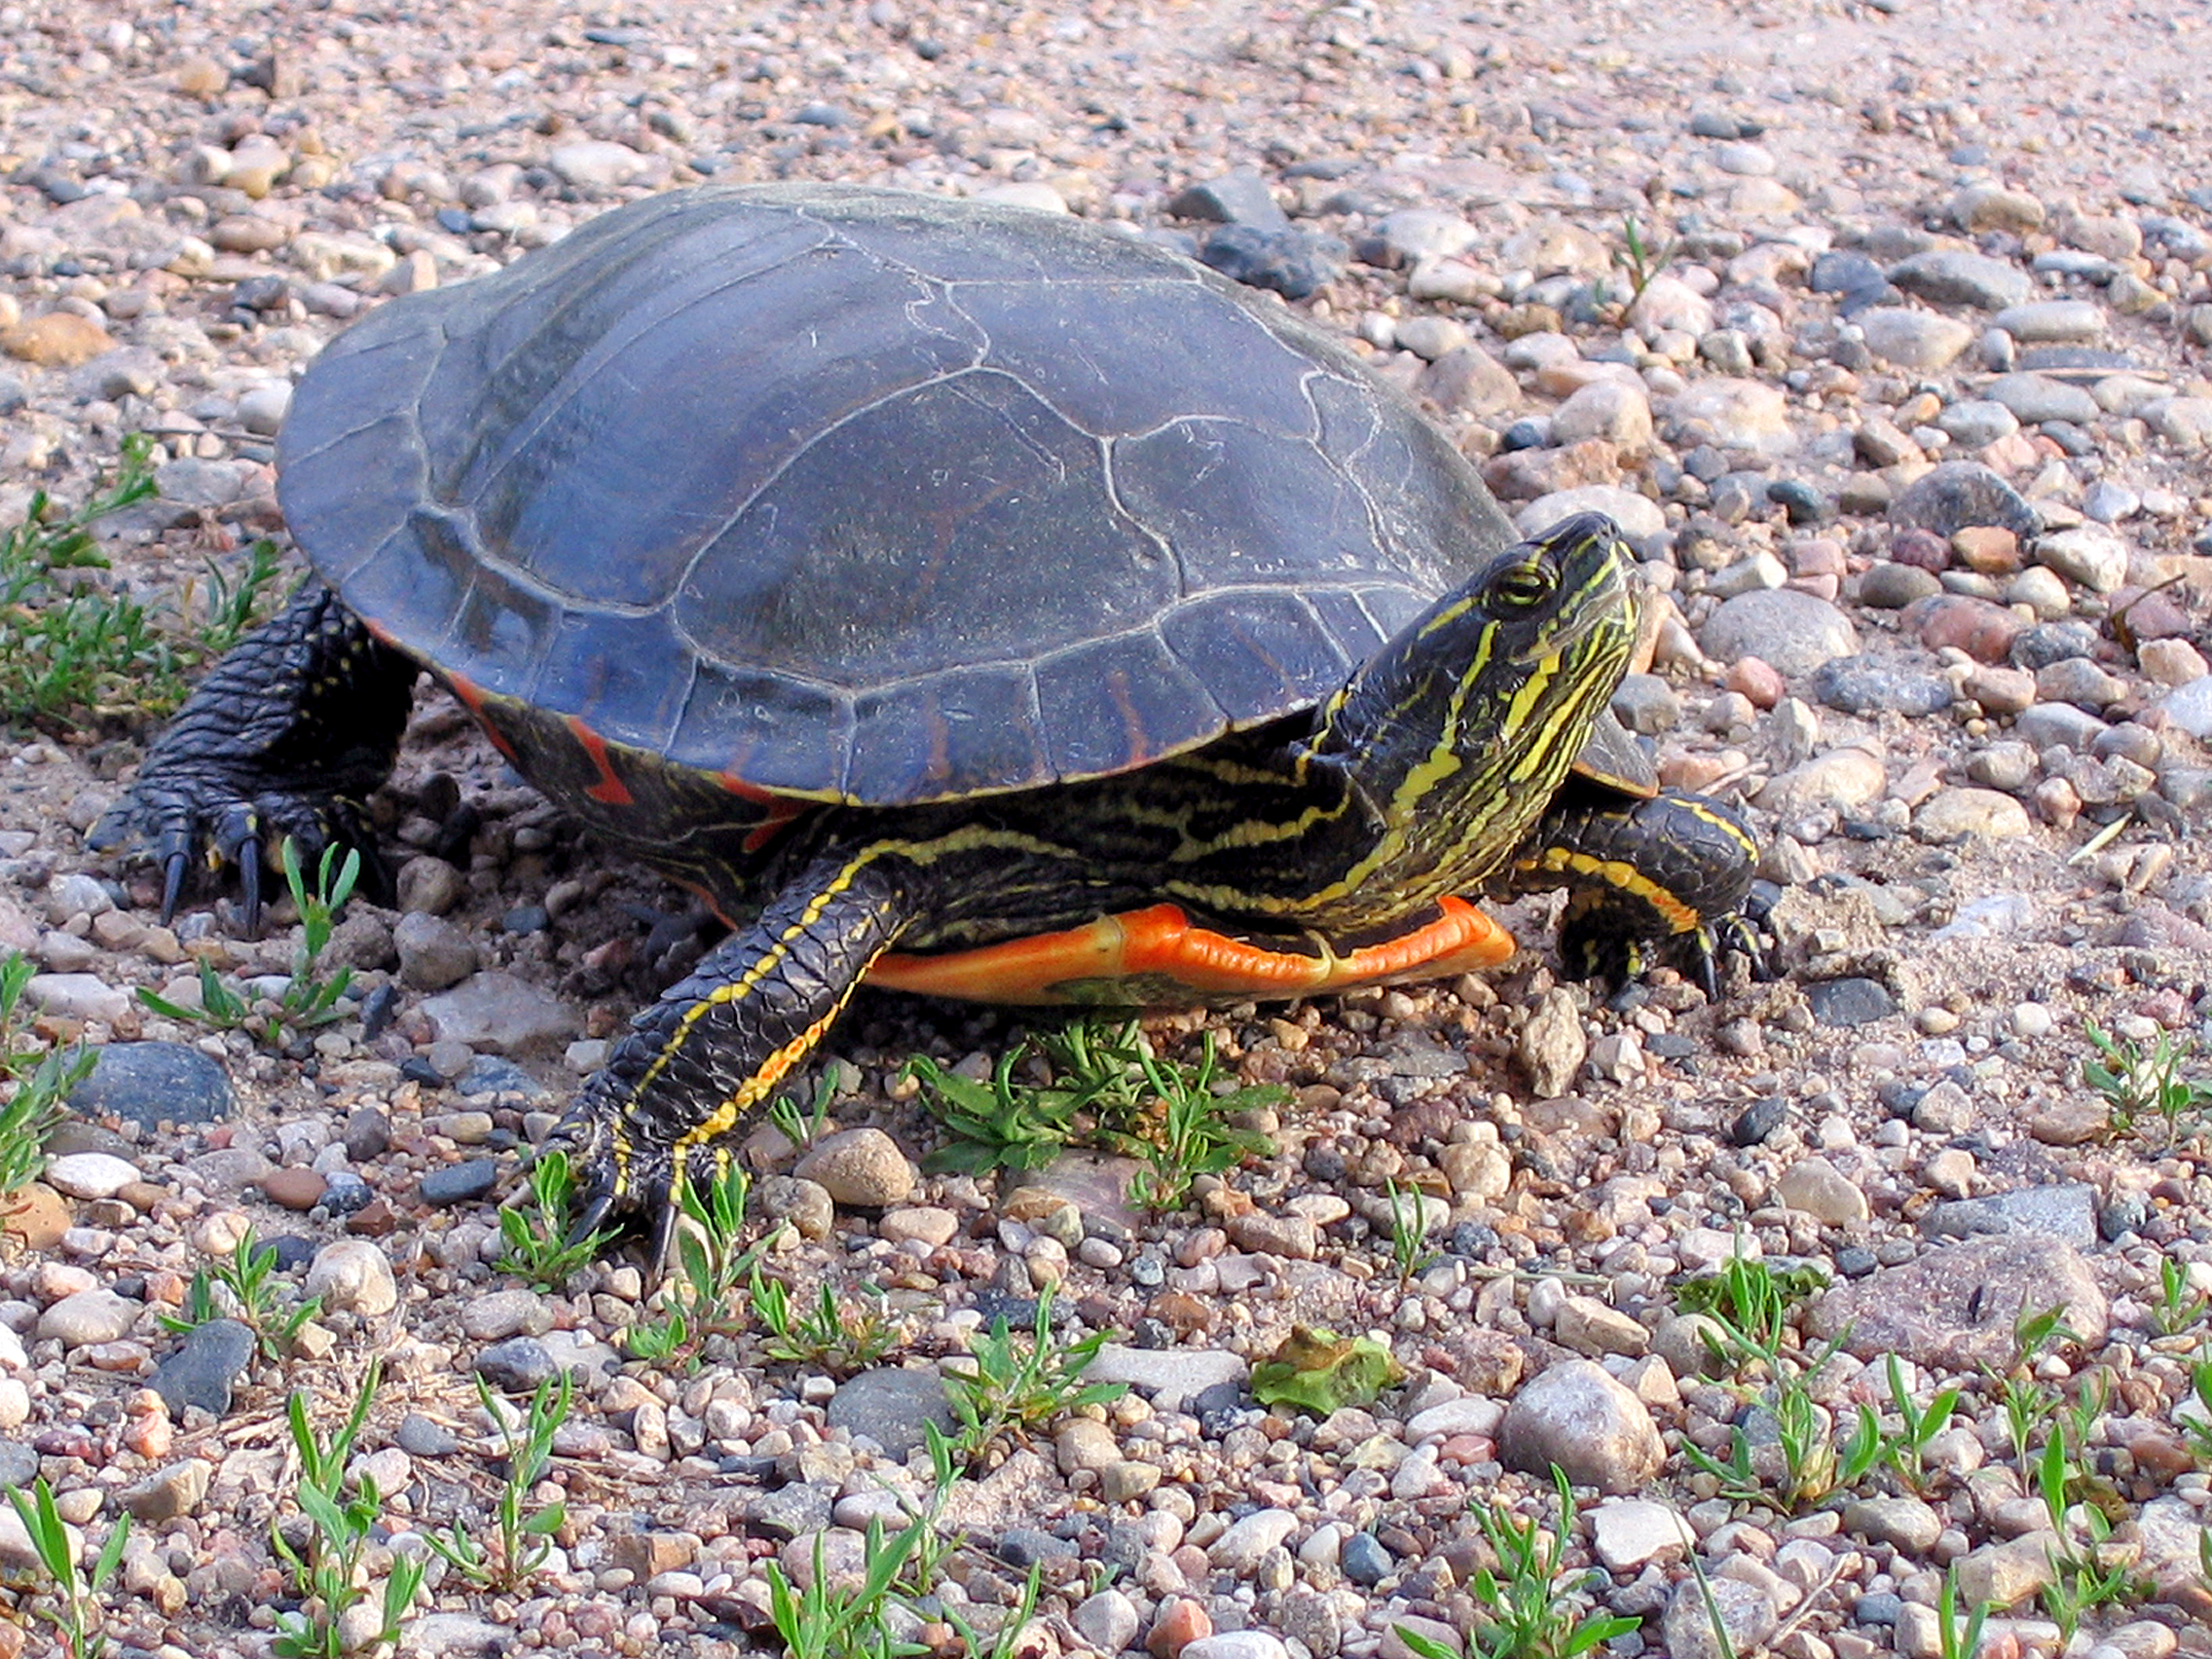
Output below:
[90,581,417,930]
[557,846,922,1263]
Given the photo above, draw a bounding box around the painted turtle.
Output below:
[94,185,1759,1247]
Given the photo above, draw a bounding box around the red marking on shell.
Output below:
[565,716,635,807]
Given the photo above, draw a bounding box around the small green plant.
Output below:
[763,1508,936,1659]
[1866,1354,1962,1496]
[908,1019,1278,1201]
[751,1270,903,1374]
[496,1149,613,1288]
[0,951,92,1197]
[766,1073,836,1153]
[1607,213,1679,319]
[2034,1425,2148,1645]
[2180,1358,2212,1466]
[941,1284,1126,1463]
[3,1476,129,1659]
[2083,1018,2212,1144]
[426,1371,572,1593]
[1395,1467,1635,1659]
[2154,1256,2212,1339]
[189,536,283,657]
[157,1224,322,1360]
[1983,1303,2078,1482]
[1677,1247,1849,1511]
[624,1159,763,1367]
[271,1361,424,1658]
[1384,1179,1439,1287]
[137,840,361,1045]
[1934,1562,1992,1659]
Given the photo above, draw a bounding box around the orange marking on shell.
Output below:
[867,897,1516,1006]
[715,772,806,854]
[565,716,634,807]
[444,670,520,763]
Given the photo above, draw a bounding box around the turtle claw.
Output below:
[159,849,189,927]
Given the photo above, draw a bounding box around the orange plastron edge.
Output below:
[867,897,1516,1006]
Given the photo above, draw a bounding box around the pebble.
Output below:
[151,1319,254,1419]
[419,1159,499,1206]
[304,1239,398,1316]
[67,1043,234,1131]
[39,1288,138,1347]
[419,973,581,1052]
[43,1152,139,1200]
[475,1337,558,1391]
[1886,249,2033,310]
[393,911,479,991]
[825,1368,958,1459]
[791,1128,917,1207]
[1699,588,1860,676]
[1496,1359,1663,1493]
[1858,308,1972,371]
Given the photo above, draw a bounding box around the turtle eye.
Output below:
[1493,561,1555,608]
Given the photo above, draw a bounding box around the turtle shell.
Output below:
[277,183,1534,806]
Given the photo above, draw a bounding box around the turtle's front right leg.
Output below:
[89,581,418,931]
[557,847,921,1264]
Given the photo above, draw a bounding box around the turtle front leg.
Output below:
[90,582,417,931]
[558,847,920,1261]
[1503,791,1765,993]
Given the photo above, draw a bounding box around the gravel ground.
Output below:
[3,1,2212,1657]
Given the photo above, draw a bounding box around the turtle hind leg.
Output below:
[556,846,920,1260]
[90,581,416,932]
[1503,791,1767,995]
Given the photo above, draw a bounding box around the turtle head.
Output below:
[1293,512,1641,923]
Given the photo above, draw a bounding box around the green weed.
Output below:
[0,951,92,1197]
[138,839,359,1044]
[2154,1256,2212,1339]
[2083,1018,2212,1144]
[1384,1179,1439,1288]
[1396,1467,1635,1659]
[1935,1563,1992,1659]
[750,1270,903,1374]
[496,1149,612,1289]
[624,1160,764,1367]
[157,1223,322,1361]
[2034,1425,2147,1645]
[941,1284,1125,1463]
[426,1371,572,1593]
[766,1074,835,1153]
[3,1476,129,1659]
[271,1361,424,1658]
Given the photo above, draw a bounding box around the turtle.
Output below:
[92,183,1761,1250]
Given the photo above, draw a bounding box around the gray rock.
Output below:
[1497,1358,1663,1493]
[1198,225,1346,301]
[1807,1234,2107,1371]
[1755,748,1886,817]
[461,1289,552,1343]
[1889,462,2038,538]
[397,1413,460,1456]
[1986,372,2100,425]
[39,1288,138,1347]
[1993,300,2105,342]
[1517,987,1587,1098]
[1699,588,1860,676]
[1167,170,1289,230]
[1610,674,1678,735]
[1361,208,1478,268]
[1933,400,2019,448]
[1087,1343,1247,1413]
[152,1319,255,1419]
[1518,487,1665,540]
[1776,1156,1870,1224]
[44,1152,139,1199]
[1589,1499,1693,1571]
[1859,562,1942,608]
[2036,657,2128,711]
[1858,308,1972,371]
[393,911,479,991]
[1340,1530,1393,1585]
[419,973,580,1054]
[1075,1589,1142,1654]
[1887,249,2033,310]
[1923,1183,2098,1248]
[475,1337,557,1391]
[2013,701,2109,752]
[1208,1508,1298,1572]
[22,974,129,1024]
[122,1460,211,1522]
[1419,345,1520,416]
[2157,676,2212,740]
[825,1367,958,1458]
[1845,1495,1944,1552]
[1805,978,1895,1027]
[1811,658,1952,718]
[1913,788,2032,841]
[547,139,650,191]
[420,1159,499,1207]
[1664,1576,1780,1659]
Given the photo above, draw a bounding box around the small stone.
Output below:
[1953,184,2046,234]
[419,974,580,1054]
[1776,1157,1869,1224]
[393,912,479,991]
[1550,381,1652,452]
[1859,562,1940,608]
[1076,1590,1142,1655]
[122,1460,210,1523]
[1589,1499,1694,1570]
[1857,308,1972,371]
[1755,748,1886,817]
[1890,462,2038,538]
[1664,377,1794,454]
[1419,345,1520,416]
[2140,638,2209,686]
[548,140,650,191]
[43,1153,139,1200]
[1887,249,2033,311]
[2146,397,2212,450]
[1166,170,1287,229]
[792,1128,915,1207]
[152,1319,254,1419]
[1054,1418,1122,1475]
[39,1289,138,1347]
[2035,525,2130,593]
[1986,372,2100,425]
[461,1290,551,1344]
[1804,978,1895,1028]
[1516,987,1586,1097]
[420,1160,498,1207]
[262,1168,326,1212]
[826,1368,958,1459]
[475,1337,557,1391]
[1934,399,2019,449]
[2,313,116,368]
[1914,788,2033,841]
[1207,1509,1298,1573]
[305,1239,398,1316]
[1497,1359,1663,1494]
[1699,588,1860,676]
[1806,1234,2106,1372]
[1664,1576,1779,1659]
[1198,225,1346,301]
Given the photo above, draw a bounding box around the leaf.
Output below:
[1250,1326,1403,1415]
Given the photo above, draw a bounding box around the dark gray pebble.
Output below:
[1729,1097,1788,1146]
[1341,1530,1393,1586]
[459,1056,548,1100]
[2099,1192,2150,1241]
[1889,461,2036,538]
[1198,224,1347,301]
[1766,479,1831,525]
[996,1528,1077,1568]
[264,1235,317,1272]
[1924,1184,2097,1249]
[2009,621,2101,673]
[154,1318,256,1419]
[1804,978,1897,1028]
[825,1368,957,1460]
[1167,170,1290,230]
[1812,657,1954,719]
[1855,1593,1904,1627]
[343,1106,391,1161]
[475,1337,557,1391]
[1810,250,1886,294]
[420,1159,499,1206]
[69,1042,233,1131]
[1834,1246,1878,1278]
[1191,1380,1245,1420]
[358,982,399,1041]
[397,1413,461,1456]
[320,1172,374,1216]
[501,904,550,936]
[0,1441,38,1489]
